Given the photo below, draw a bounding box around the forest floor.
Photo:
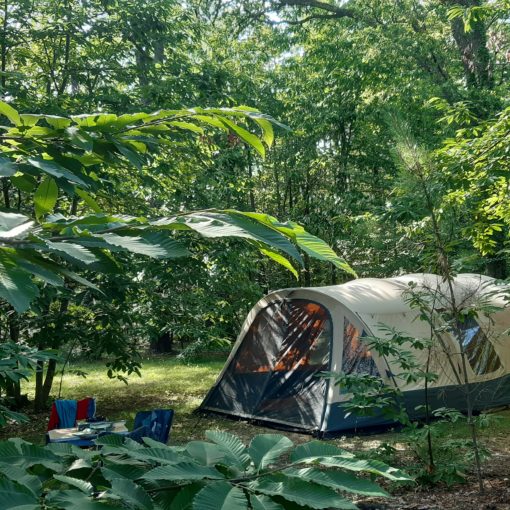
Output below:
[1,356,509,509]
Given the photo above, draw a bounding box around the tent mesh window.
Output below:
[203,299,332,430]
[342,319,380,376]
[460,317,502,375]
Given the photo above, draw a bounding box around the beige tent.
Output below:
[200,273,510,436]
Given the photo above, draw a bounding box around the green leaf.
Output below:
[142,462,224,482]
[0,100,21,126]
[249,494,284,510]
[192,481,248,510]
[10,174,37,192]
[259,248,298,278]
[283,468,389,497]
[185,441,225,467]
[45,490,114,509]
[0,465,42,497]
[110,479,153,510]
[44,241,98,265]
[44,115,72,130]
[34,176,58,220]
[0,212,33,239]
[75,188,102,213]
[290,442,353,463]
[0,156,17,177]
[54,475,93,495]
[250,474,357,509]
[219,117,265,157]
[126,446,184,465]
[26,157,88,187]
[248,435,293,471]
[0,251,39,313]
[204,431,251,470]
[0,478,38,510]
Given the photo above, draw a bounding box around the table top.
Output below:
[47,421,128,443]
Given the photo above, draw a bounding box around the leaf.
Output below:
[249,494,284,510]
[294,230,356,277]
[0,465,42,497]
[45,490,114,509]
[0,100,21,126]
[0,212,33,239]
[127,446,184,465]
[283,468,389,497]
[110,479,153,510]
[259,248,298,278]
[204,431,251,469]
[54,475,93,495]
[250,475,357,509]
[0,156,17,177]
[96,232,189,259]
[34,176,58,220]
[44,115,72,130]
[75,188,102,213]
[26,157,88,187]
[18,443,62,470]
[290,442,353,463]
[0,251,39,313]
[185,442,225,467]
[248,435,293,471]
[0,478,38,510]
[219,117,265,157]
[252,117,274,147]
[142,462,224,482]
[44,241,98,265]
[192,481,248,510]
[10,174,37,192]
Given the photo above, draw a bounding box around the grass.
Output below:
[2,355,510,467]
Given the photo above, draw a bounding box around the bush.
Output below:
[0,430,412,509]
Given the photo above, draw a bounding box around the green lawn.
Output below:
[2,356,510,469]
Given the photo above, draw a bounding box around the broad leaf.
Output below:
[0,478,38,510]
[142,462,224,482]
[192,481,248,510]
[185,441,225,467]
[34,176,58,220]
[249,494,284,510]
[0,100,21,125]
[110,478,153,510]
[249,474,358,510]
[283,467,389,497]
[290,442,353,463]
[54,474,94,495]
[45,490,114,509]
[248,435,293,471]
[204,431,251,470]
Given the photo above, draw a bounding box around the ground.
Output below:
[1,356,509,509]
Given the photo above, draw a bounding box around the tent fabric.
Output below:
[200,273,510,436]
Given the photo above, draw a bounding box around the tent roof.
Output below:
[284,273,504,316]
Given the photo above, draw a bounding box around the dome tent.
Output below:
[199,274,510,437]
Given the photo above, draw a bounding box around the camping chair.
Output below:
[47,397,96,431]
[101,409,174,445]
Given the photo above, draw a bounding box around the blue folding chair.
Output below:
[96,409,174,445]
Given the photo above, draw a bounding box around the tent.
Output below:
[199,273,510,436]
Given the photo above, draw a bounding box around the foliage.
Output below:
[0,431,411,509]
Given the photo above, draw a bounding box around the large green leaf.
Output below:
[126,447,184,465]
[0,100,21,125]
[152,482,203,510]
[45,490,114,509]
[43,241,98,265]
[26,157,88,187]
[306,456,412,482]
[0,251,39,313]
[283,467,389,497]
[204,431,251,470]
[53,474,94,495]
[249,474,357,510]
[192,481,248,510]
[0,212,33,239]
[0,465,42,497]
[142,462,224,482]
[0,478,38,509]
[34,176,58,220]
[110,478,153,510]
[185,441,226,467]
[248,435,294,471]
[249,494,284,510]
[290,442,353,463]
[0,156,17,177]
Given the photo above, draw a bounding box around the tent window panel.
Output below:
[342,319,380,376]
[460,317,502,375]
